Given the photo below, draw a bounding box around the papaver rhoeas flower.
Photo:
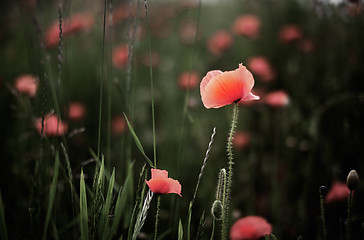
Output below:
[145,169,181,196]
[178,71,200,90]
[35,114,68,137]
[325,181,350,203]
[232,14,261,39]
[247,56,275,82]
[233,131,251,150]
[179,19,199,44]
[111,115,126,135]
[112,44,129,69]
[14,74,38,97]
[68,102,86,121]
[45,13,94,48]
[278,24,302,44]
[200,64,259,109]
[230,216,272,240]
[207,30,233,55]
[264,91,289,108]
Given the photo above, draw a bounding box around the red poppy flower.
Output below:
[247,56,275,82]
[178,71,200,90]
[207,30,233,56]
[232,14,261,39]
[200,64,259,109]
[112,44,129,69]
[325,181,350,203]
[35,114,68,137]
[14,74,38,97]
[264,91,289,108]
[230,216,272,240]
[233,131,251,150]
[145,169,181,196]
[111,115,126,136]
[68,102,86,121]
[278,24,302,44]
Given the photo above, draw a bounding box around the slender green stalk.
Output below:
[222,102,239,240]
[106,0,113,170]
[144,0,157,167]
[210,219,215,240]
[319,186,327,240]
[97,0,108,159]
[154,196,161,240]
[80,169,89,240]
[345,190,353,240]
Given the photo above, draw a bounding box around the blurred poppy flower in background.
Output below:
[325,181,350,203]
[247,56,275,82]
[278,24,302,44]
[264,90,290,108]
[233,131,251,150]
[232,14,261,39]
[207,30,233,55]
[68,102,86,121]
[14,74,38,97]
[35,114,68,137]
[179,19,199,44]
[230,215,273,240]
[200,64,259,109]
[140,51,161,68]
[45,13,94,48]
[299,38,315,53]
[145,169,182,196]
[112,44,129,69]
[111,115,126,136]
[178,71,200,90]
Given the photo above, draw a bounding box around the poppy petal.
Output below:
[145,178,182,196]
[200,70,223,96]
[151,169,168,179]
[241,92,260,101]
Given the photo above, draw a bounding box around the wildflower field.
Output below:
[1,0,364,239]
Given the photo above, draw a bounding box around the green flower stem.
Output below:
[319,188,327,240]
[345,190,353,240]
[154,196,161,240]
[222,102,239,240]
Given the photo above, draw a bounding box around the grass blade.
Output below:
[42,151,60,240]
[178,219,183,240]
[80,168,89,240]
[0,191,8,240]
[123,113,154,168]
[99,167,115,239]
[92,155,105,239]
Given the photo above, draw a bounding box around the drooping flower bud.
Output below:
[346,170,359,191]
[211,200,223,220]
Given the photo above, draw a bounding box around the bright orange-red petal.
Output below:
[151,169,168,179]
[145,178,182,196]
[201,64,255,108]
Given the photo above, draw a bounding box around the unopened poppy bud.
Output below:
[319,185,327,194]
[211,200,223,220]
[346,170,359,191]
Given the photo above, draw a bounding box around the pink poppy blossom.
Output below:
[35,114,68,137]
[325,181,350,203]
[111,115,126,135]
[14,74,38,97]
[247,56,275,82]
[264,91,289,108]
[230,216,272,240]
[200,64,259,109]
[179,19,199,44]
[207,30,233,55]
[232,14,261,39]
[233,132,251,150]
[68,102,86,121]
[278,24,302,44]
[112,44,129,69]
[140,51,161,68]
[145,169,181,196]
[178,71,200,90]
[45,13,94,48]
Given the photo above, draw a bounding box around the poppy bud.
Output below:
[211,200,223,220]
[346,170,359,191]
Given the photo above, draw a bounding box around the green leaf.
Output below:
[80,168,89,240]
[123,113,154,168]
[178,219,183,240]
[99,168,115,240]
[43,151,60,240]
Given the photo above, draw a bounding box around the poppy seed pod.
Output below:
[346,170,359,191]
[211,200,223,220]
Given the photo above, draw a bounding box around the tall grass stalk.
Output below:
[80,168,89,240]
[106,0,113,170]
[42,151,60,240]
[97,0,108,159]
[222,102,239,240]
[144,0,157,167]
[132,190,154,240]
[319,186,327,240]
